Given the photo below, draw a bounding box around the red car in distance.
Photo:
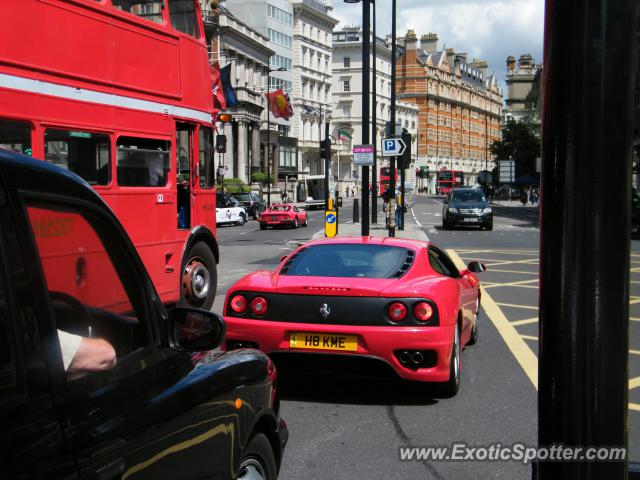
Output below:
[222,237,486,396]
[259,204,308,230]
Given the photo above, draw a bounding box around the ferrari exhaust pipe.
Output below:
[411,351,424,365]
[398,351,411,365]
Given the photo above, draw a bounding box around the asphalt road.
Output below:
[214,195,638,479]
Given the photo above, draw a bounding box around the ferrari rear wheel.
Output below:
[468,297,479,345]
[440,322,461,398]
[260,224,266,230]
[293,217,299,229]
[303,217,308,227]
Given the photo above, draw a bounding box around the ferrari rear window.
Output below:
[281,244,413,278]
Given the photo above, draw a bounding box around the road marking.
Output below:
[631,317,640,322]
[495,302,539,311]
[630,403,640,412]
[521,335,539,341]
[484,268,539,276]
[511,317,539,326]
[630,349,640,355]
[447,249,538,389]
[630,377,640,390]
[483,278,539,290]
[456,249,538,256]
[410,207,423,228]
[631,297,640,305]
[482,258,539,268]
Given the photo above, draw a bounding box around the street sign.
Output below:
[325,209,337,237]
[498,160,515,183]
[352,144,375,165]
[381,138,406,157]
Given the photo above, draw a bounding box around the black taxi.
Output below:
[0,150,287,479]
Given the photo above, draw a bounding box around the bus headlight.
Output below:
[448,207,459,214]
[482,207,492,214]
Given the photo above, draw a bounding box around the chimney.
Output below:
[471,59,489,79]
[446,48,455,71]
[420,33,438,54]
[404,29,418,51]
[506,55,516,71]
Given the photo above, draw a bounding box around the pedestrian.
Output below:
[520,188,528,206]
[281,190,288,203]
[345,185,350,198]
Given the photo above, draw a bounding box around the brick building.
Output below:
[397,30,503,191]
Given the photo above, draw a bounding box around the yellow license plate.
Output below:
[289,332,358,352]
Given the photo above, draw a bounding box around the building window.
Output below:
[270,54,292,71]
[267,4,293,25]
[268,29,292,49]
[343,80,350,92]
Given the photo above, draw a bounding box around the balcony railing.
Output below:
[202,9,218,27]
[301,0,326,14]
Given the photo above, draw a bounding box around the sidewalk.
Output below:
[311,205,428,243]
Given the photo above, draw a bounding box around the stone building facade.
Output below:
[397,30,503,192]
[331,26,419,195]
[504,54,542,123]
[201,2,274,184]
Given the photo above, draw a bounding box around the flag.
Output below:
[338,129,353,141]
[266,89,293,120]
[302,104,320,116]
[211,62,226,109]
[220,64,237,108]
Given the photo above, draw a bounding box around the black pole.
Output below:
[371,0,377,224]
[388,0,396,237]
[538,0,637,478]
[399,140,405,230]
[266,69,271,208]
[324,113,329,210]
[361,0,370,236]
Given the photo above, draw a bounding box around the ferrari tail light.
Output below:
[250,296,268,316]
[388,302,408,322]
[230,294,247,313]
[414,302,434,322]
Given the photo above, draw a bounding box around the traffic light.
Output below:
[215,134,227,153]
[401,128,412,169]
[319,138,331,160]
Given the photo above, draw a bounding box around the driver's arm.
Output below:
[57,330,117,373]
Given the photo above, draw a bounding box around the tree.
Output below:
[490,119,540,178]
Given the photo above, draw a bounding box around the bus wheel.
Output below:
[181,242,216,310]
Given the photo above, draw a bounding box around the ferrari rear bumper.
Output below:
[223,318,456,382]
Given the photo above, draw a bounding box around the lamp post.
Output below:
[388,0,397,236]
[344,0,372,235]
[371,0,377,224]
[266,66,286,208]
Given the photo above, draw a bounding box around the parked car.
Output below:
[233,192,266,220]
[259,204,308,230]
[217,192,247,226]
[0,149,287,480]
[442,187,493,230]
[223,237,486,397]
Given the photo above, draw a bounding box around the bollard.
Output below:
[353,198,360,223]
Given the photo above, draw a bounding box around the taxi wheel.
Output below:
[440,322,461,398]
[180,242,216,310]
[239,433,277,480]
[236,214,246,226]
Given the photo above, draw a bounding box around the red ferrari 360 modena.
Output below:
[223,237,486,396]
[259,204,308,230]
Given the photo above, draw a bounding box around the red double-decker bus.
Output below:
[0,0,219,309]
[437,169,464,195]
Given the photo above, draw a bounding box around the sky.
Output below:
[330,0,545,88]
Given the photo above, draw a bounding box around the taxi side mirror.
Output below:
[169,308,226,352]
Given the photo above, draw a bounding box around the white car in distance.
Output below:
[216,192,247,226]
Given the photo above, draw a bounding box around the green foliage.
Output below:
[251,171,273,185]
[222,178,250,194]
[490,119,540,178]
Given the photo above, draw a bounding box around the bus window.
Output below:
[112,0,164,24]
[44,129,110,185]
[198,126,214,189]
[0,119,31,156]
[168,0,200,38]
[116,137,170,187]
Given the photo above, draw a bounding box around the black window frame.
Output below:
[116,136,171,187]
[428,246,460,278]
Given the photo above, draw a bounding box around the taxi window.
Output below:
[26,202,151,379]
